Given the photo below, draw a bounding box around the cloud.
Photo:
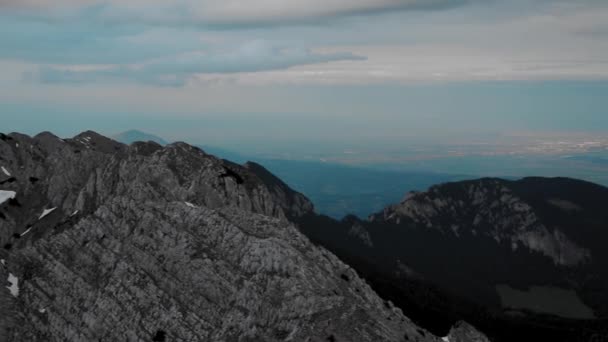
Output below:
[28,40,365,86]
[1,0,471,26]
[3,0,608,87]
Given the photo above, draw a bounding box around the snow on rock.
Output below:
[1,166,10,176]
[6,273,19,297]
[39,207,57,220]
[78,136,92,149]
[70,210,79,217]
[442,337,450,342]
[0,190,16,205]
[0,259,5,266]
[21,227,33,237]
[185,202,196,208]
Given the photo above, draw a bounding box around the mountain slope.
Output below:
[296,177,608,342]
[0,131,475,341]
[243,161,314,220]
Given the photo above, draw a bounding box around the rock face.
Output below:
[296,177,608,342]
[372,178,593,266]
[0,131,448,341]
[446,322,491,342]
[243,161,315,220]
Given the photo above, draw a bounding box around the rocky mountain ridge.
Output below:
[0,131,486,341]
[296,177,608,342]
[371,178,594,266]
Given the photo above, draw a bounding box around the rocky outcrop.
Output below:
[0,130,291,246]
[372,178,591,266]
[244,161,314,219]
[0,131,449,341]
[446,321,491,342]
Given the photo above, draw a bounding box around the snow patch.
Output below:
[1,166,10,176]
[70,210,79,217]
[38,308,46,314]
[0,259,5,266]
[185,202,196,208]
[20,227,33,237]
[39,207,57,220]
[6,273,19,297]
[78,137,91,149]
[0,190,16,205]
[442,337,450,342]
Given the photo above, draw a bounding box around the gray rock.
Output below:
[0,131,451,342]
[446,321,491,342]
[243,161,314,219]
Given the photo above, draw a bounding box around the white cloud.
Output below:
[31,40,364,86]
[0,0,466,25]
[2,0,608,86]
[196,45,608,86]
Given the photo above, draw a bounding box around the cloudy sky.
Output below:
[1,0,607,150]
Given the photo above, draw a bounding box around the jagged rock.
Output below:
[446,321,491,342]
[244,161,314,219]
[0,131,450,342]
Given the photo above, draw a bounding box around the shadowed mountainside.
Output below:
[295,177,608,342]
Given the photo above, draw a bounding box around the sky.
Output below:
[1,0,607,151]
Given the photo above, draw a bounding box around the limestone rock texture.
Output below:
[0,131,443,342]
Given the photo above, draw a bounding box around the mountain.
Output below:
[251,159,471,219]
[0,131,486,341]
[296,177,608,342]
[243,161,314,220]
[113,129,169,146]
[113,130,248,162]
[112,130,471,219]
[199,145,249,164]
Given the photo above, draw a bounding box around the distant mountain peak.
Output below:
[113,129,168,146]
